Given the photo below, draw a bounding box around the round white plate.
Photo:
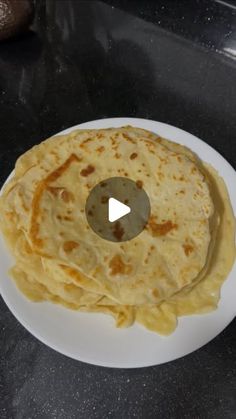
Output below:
[0,118,235,368]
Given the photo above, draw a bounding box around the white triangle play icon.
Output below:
[108,198,131,222]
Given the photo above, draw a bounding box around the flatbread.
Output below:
[0,126,235,334]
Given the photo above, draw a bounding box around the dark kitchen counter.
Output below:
[0,1,236,418]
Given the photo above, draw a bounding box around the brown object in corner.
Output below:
[0,0,34,41]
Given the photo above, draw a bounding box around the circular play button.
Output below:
[85,177,151,242]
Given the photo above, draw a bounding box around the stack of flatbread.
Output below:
[0,126,235,334]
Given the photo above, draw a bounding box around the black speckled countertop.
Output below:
[0,1,236,418]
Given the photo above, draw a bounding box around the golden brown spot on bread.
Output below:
[122,133,135,144]
[112,221,124,241]
[183,244,194,256]
[61,190,74,203]
[157,171,164,180]
[83,137,92,144]
[101,196,109,204]
[136,180,143,189]
[63,241,79,252]
[115,153,121,159]
[5,211,14,220]
[148,217,178,236]
[97,133,104,139]
[48,154,80,182]
[159,157,168,163]
[56,215,73,221]
[47,187,74,202]
[130,152,138,160]
[59,265,92,289]
[80,165,95,177]
[143,138,155,147]
[50,150,60,163]
[152,288,159,299]
[47,186,63,197]
[30,154,80,247]
[65,216,73,221]
[97,146,105,153]
[109,255,132,276]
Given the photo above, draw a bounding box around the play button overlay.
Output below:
[85,177,151,242]
[108,198,131,222]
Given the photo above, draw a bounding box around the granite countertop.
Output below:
[0,1,236,418]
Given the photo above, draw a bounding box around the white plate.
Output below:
[0,118,235,368]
